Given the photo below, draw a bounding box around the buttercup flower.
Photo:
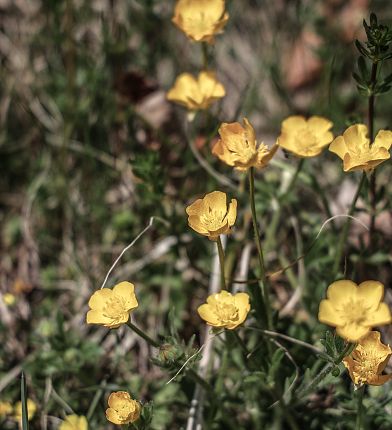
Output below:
[14,399,37,422]
[86,282,138,328]
[167,71,225,111]
[318,280,391,342]
[343,331,392,386]
[59,415,88,430]
[172,0,229,43]
[198,290,250,330]
[277,115,334,157]
[329,124,392,171]
[105,391,141,425]
[0,401,12,417]
[186,191,237,241]
[212,118,279,171]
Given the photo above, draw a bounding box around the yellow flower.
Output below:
[198,290,250,330]
[329,124,392,172]
[105,391,141,425]
[318,280,391,342]
[86,282,138,328]
[0,401,12,417]
[172,0,229,43]
[186,191,237,241]
[343,331,392,386]
[59,415,88,430]
[13,399,37,422]
[3,293,16,306]
[167,71,225,111]
[277,115,334,157]
[212,118,279,171]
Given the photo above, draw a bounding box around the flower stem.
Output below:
[126,321,160,348]
[296,342,354,400]
[248,167,273,330]
[216,236,227,290]
[201,42,209,70]
[332,172,367,276]
[356,385,365,430]
[187,368,214,394]
[368,62,378,245]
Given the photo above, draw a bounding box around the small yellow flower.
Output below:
[329,124,392,172]
[13,399,37,422]
[343,331,392,386]
[172,0,229,43]
[3,293,16,306]
[318,280,391,342]
[86,282,138,329]
[212,118,279,171]
[277,115,334,157]
[59,415,88,430]
[105,391,141,425]
[186,191,237,241]
[0,401,12,417]
[167,71,225,111]
[198,290,250,330]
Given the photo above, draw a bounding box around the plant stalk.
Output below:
[126,321,160,348]
[216,236,227,290]
[356,385,365,430]
[332,172,367,276]
[248,167,273,330]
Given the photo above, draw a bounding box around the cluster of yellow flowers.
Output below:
[81,3,392,426]
[0,399,37,425]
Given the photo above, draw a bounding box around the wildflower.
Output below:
[343,331,392,386]
[186,191,237,241]
[3,293,16,306]
[277,115,334,157]
[172,0,229,43]
[198,290,250,330]
[105,391,141,425]
[167,71,225,111]
[318,280,391,342]
[86,282,138,329]
[0,401,12,417]
[13,399,37,422]
[212,118,279,171]
[59,415,88,430]
[329,124,392,171]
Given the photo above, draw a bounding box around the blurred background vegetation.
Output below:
[1,0,392,428]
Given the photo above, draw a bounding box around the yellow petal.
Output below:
[308,116,333,134]
[187,215,210,235]
[336,324,369,342]
[357,280,384,309]
[186,198,205,216]
[203,190,227,212]
[329,136,347,160]
[281,116,307,132]
[318,300,343,326]
[113,281,138,309]
[365,303,391,326]
[243,118,256,149]
[225,199,237,227]
[197,303,220,326]
[86,310,112,325]
[198,71,226,98]
[370,374,392,386]
[88,288,112,310]
[343,124,369,152]
[106,408,122,425]
[326,280,358,305]
[373,130,392,150]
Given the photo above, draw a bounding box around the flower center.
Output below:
[200,208,226,231]
[295,128,318,153]
[214,302,239,323]
[116,401,133,421]
[339,299,368,326]
[104,296,127,319]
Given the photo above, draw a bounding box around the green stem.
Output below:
[248,167,273,330]
[201,42,209,70]
[297,342,354,399]
[231,330,248,355]
[356,385,365,430]
[21,372,29,430]
[126,321,160,348]
[332,172,367,276]
[368,62,378,244]
[216,236,227,290]
[265,159,305,251]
